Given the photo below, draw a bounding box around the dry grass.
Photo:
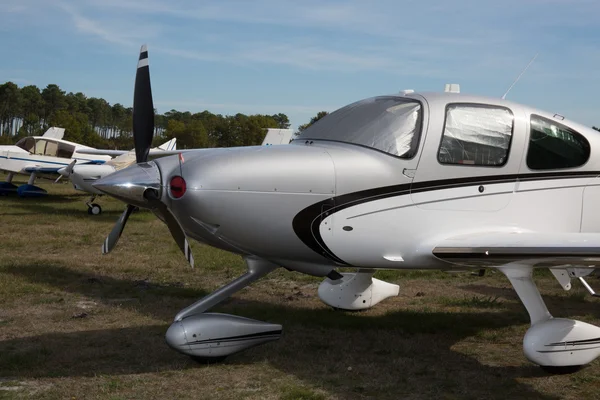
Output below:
[1,174,600,399]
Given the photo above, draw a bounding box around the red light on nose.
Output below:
[170,176,186,199]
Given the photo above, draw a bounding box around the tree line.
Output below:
[10,79,594,150]
[0,81,292,149]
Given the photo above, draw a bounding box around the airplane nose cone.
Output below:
[57,167,68,177]
[93,161,161,208]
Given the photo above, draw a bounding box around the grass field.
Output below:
[1,174,600,399]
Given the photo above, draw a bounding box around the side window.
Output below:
[438,104,514,166]
[44,141,58,157]
[56,142,75,158]
[33,139,46,155]
[526,115,590,170]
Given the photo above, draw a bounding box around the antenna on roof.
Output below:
[501,53,538,100]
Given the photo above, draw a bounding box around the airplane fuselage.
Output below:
[92,45,600,370]
[147,92,600,276]
[0,139,111,180]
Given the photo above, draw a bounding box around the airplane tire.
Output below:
[88,204,102,215]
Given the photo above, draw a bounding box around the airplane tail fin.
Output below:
[157,138,177,151]
[42,127,65,140]
[261,129,293,146]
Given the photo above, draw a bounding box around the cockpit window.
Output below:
[295,96,423,158]
[526,115,590,170]
[438,104,514,166]
[15,137,35,153]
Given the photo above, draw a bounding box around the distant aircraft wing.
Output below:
[79,148,208,157]
[432,231,600,267]
[78,130,287,157]
[1,163,63,175]
[77,149,129,156]
[78,138,177,157]
[23,166,62,174]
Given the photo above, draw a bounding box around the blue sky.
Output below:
[1,0,599,130]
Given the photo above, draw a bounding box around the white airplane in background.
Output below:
[0,127,112,197]
[58,138,178,215]
[74,128,293,214]
[92,45,600,374]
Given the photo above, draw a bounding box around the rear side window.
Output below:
[438,104,514,166]
[56,142,75,158]
[527,115,590,170]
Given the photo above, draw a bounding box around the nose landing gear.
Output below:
[86,195,102,215]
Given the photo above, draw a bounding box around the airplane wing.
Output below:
[78,148,203,157]
[23,166,62,175]
[432,231,600,267]
[78,138,178,157]
[78,130,291,157]
[77,149,128,156]
[1,163,61,175]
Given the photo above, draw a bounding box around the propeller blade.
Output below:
[66,159,76,175]
[133,44,155,164]
[57,160,76,178]
[159,204,194,268]
[102,204,135,254]
[142,188,194,267]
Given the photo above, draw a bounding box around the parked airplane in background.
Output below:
[58,138,177,215]
[0,127,112,197]
[74,128,293,214]
[94,45,600,374]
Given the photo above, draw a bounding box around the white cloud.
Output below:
[16,0,588,80]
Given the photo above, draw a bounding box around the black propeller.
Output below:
[133,45,154,164]
[101,45,194,267]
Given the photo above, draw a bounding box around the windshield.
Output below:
[296,96,423,158]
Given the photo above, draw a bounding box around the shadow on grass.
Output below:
[0,192,83,204]
[463,283,600,319]
[0,264,567,399]
[0,199,155,221]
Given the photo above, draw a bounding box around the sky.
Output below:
[1,0,599,130]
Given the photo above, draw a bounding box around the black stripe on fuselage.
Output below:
[547,337,600,347]
[292,170,600,265]
[185,329,282,346]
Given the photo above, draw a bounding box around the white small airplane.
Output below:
[0,127,113,197]
[73,128,293,214]
[57,138,178,215]
[95,45,600,374]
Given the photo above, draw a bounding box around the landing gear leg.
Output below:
[17,172,47,197]
[0,172,17,195]
[86,195,102,215]
[165,257,282,361]
[499,265,600,373]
